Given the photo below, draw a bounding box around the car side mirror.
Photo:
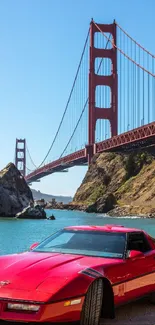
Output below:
[29,242,39,251]
[127,250,144,259]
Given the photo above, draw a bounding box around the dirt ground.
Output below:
[100,298,155,325]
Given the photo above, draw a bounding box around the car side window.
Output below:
[127,232,152,253]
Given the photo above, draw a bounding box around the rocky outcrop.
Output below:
[0,163,33,217]
[45,200,87,211]
[48,214,56,220]
[46,198,64,209]
[107,205,155,218]
[72,151,155,215]
[85,193,116,213]
[34,199,46,208]
[16,204,46,219]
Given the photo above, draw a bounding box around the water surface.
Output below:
[0,209,155,255]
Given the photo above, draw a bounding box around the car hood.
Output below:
[0,252,120,293]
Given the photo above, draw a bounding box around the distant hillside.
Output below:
[31,189,72,204]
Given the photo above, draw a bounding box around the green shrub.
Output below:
[87,184,105,204]
[124,152,153,180]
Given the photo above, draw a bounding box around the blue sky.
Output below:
[0,0,154,197]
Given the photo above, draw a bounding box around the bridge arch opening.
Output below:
[95,58,112,76]
[94,32,113,49]
[95,85,111,109]
[95,119,111,143]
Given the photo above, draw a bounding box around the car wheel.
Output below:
[80,278,103,325]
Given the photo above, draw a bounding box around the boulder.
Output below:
[0,163,33,217]
[86,193,116,213]
[16,204,46,219]
[48,214,56,220]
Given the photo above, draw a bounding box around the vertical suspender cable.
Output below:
[119,28,122,133]
[143,51,145,125]
[148,54,150,123]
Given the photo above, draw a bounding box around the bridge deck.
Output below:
[26,149,87,183]
[26,122,155,183]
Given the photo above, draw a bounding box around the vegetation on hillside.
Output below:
[73,151,155,216]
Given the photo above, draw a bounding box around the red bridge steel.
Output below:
[15,20,155,184]
[25,122,155,183]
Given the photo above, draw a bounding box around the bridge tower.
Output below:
[86,19,118,163]
[15,139,26,177]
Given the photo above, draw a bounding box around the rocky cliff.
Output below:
[0,163,33,217]
[73,151,155,216]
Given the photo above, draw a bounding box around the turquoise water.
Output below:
[1,209,155,256]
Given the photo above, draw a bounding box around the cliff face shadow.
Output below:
[101,298,155,325]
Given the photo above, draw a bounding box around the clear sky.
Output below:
[0,0,154,197]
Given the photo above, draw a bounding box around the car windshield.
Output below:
[32,230,126,259]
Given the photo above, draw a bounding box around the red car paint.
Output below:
[0,224,154,323]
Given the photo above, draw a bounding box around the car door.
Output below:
[124,232,155,301]
[104,233,133,305]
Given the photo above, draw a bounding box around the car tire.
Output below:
[80,278,103,325]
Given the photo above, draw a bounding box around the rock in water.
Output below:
[16,204,46,219]
[48,214,55,220]
[0,163,33,217]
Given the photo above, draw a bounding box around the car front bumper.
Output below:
[0,297,85,323]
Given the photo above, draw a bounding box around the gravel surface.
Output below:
[101,299,155,325]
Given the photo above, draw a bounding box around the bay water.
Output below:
[1,209,155,256]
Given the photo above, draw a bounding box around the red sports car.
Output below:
[0,224,155,324]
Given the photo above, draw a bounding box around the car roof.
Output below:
[65,225,143,233]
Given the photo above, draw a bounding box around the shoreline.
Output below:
[1,204,155,219]
[45,204,155,219]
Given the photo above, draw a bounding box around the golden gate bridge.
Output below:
[14,19,155,184]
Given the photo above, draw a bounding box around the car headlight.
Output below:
[7,303,40,312]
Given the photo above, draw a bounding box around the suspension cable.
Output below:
[94,22,155,76]
[17,150,33,173]
[30,28,90,170]
[26,21,155,171]
[116,22,155,58]
[26,144,38,169]
[60,35,111,158]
